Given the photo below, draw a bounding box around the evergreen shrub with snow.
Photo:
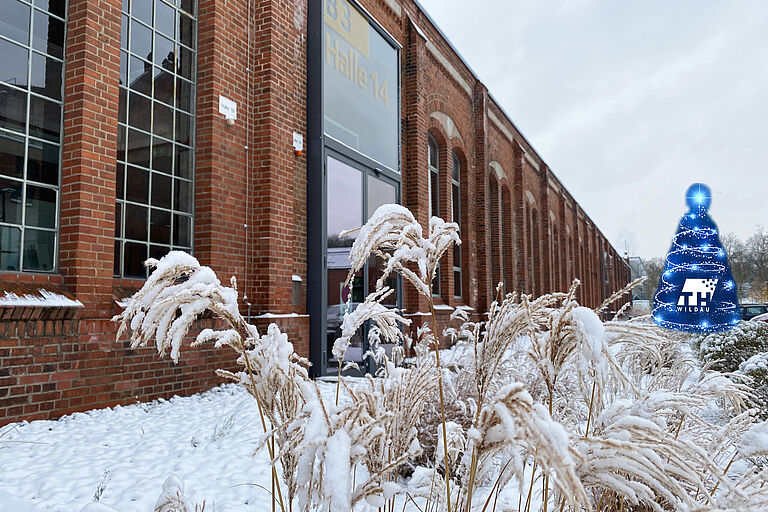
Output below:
[696,321,768,373]
[114,204,768,511]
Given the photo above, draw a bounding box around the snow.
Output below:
[291,274,302,282]
[0,384,335,511]
[252,312,307,319]
[740,352,768,373]
[0,289,83,308]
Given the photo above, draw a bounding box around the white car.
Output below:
[751,311,768,323]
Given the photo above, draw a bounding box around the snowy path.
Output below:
[0,384,311,511]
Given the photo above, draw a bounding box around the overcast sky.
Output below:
[417,0,768,259]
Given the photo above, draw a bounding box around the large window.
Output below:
[451,151,461,298]
[115,0,196,277]
[0,0,66,272]
[427,134,440,295]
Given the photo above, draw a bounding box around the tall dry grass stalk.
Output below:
[114,205,768,511]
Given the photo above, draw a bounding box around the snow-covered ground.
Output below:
[0,383,325,511]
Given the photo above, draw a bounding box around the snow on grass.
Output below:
[0,383,329,511]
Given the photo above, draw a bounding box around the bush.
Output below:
[697,321,768,373]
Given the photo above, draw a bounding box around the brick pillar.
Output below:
[473,83,490,311]
[402,19,430,316]
[539,167,551,295]
[195,0,250,299]
[513,143,526,294]
[60,0,122,318]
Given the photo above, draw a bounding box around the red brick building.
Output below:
[0,0,630,424]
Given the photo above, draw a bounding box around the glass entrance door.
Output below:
[325,154,399,374]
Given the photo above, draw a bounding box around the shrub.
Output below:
[697,321,768,373]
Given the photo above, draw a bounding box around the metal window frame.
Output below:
[307,0,402,377]
[0,0,68,273]
[114,0,197,278]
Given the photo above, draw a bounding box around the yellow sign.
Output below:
[324,0,369,58]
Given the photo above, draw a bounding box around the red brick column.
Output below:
[513,143,526,294]
[59,0,122,318]
[473,84,491,311]
[402,20,431,316]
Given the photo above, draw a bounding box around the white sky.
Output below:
[417,0,768,259]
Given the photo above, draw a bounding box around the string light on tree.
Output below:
[652,183,740,332]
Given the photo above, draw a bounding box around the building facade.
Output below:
[0,0,630,424]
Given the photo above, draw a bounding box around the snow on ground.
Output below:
[0,383,333,511]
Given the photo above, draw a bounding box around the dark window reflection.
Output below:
[24,184,56,228]
[35,0,66,19]
[26,141,59,185]
[173,213,191,247]
[32,10,64,59]
[0,225,21,270]
[30,52,63,100]
[0,132,26,179]
[124,241,147,277]
[125,203,148,240]
[150,208,171,244]
[22,228,54,271]
[127,128,150,168]
[174,178,191,212]
[0,177,22,223]
[1,38,29,89]
[29,95,61,142]
[151,172,171,208]
[0,84,28,134]
[126,165,149,203]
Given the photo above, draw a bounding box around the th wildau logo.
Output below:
[676,278,717,313]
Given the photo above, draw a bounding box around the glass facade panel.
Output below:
[0,0,64,272]
[116,0,196,277]
[322,0,399,171]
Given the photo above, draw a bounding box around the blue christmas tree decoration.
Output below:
[652,183,740,332]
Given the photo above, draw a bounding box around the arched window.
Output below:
[452,151,461,298]
[428,134,440,295]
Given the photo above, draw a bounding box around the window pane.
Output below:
[118,87,127,123]
[32,10,64,59]
[178,12,194,48]
[428,137,437,168]
[151,136,173,173]
[124,203,148,240]
[174,110,191,144]
[430,170,439,217]
[175,78,192,111]
[26,140,59,185]
[180,0,195,16]
[452,153,460,181]
[152,101,173,140]
[0,131,26,179]
[150,208,170,244]
[119,51,128,86]
[326,157,361,247]
[22,228,54,271]
[175,145,191,178]
[127,128,150,168]
[28,94,61,142]
[173,178,191,212]
[367,176,395,219]
[0,177,23,223]
[452,184,459,224]
[0,84,27,134]
[126,165,149,203]
[24,184,56,228]
[115,201,122,237]
[128,92,151,132]
[34,0,66,19]
[0,38,29,89]
[154,33,175,69]
[123,241,147,277]
[121,14,129,49]
[0,225,21,270]
[454,270,461,297]
[151,171,171,208]
[173,213,190,246]
[130,19,152,60]
[114,240,121,275]
[115,163,125,199]
[156,0,175,38]
[154,71,173,105]
[177,45,194,80]
[30,52,63,100]
[0,0,30,45]
[129,55,152,93]
[132,0,153,26]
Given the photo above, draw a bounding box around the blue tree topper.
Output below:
[652,183,740,332]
